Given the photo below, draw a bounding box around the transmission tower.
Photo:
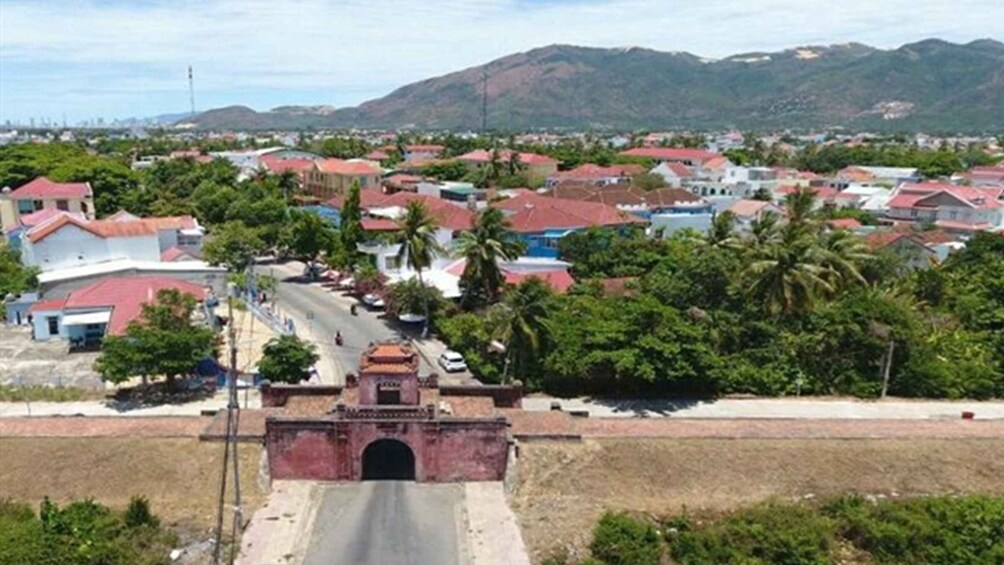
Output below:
[481,67,488,133]
[189,66,196,116]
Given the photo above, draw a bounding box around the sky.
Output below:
[1,0,1002,124]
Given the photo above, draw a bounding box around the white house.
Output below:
[18,212,205,272]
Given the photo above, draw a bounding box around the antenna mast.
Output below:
[189,66,196,115]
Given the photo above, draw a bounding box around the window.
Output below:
[32,200,43,211]
[56,200,69,211]
[17,200,34,214]
[359,176,369,187]
[384,255,401,271]
[81,202,89,214]
[47,317,59,336]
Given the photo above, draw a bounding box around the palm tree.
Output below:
[487,278,553,383]
[454,208,526,307]
[745,228,833,316]
[747,210,782,248]
[784,187,820,234]
[706,211,739,249]
[818,229,871,294]
[395,201,443,334]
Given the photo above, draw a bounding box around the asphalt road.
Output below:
[302,482,468,565]
[260,263,435,383]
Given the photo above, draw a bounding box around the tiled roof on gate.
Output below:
[9,177,92,200]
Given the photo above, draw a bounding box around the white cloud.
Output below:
[1,0,1001,121]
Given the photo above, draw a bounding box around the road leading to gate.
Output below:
[261,263,435,384]
[303,482,468,565]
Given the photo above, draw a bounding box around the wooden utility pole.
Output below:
[213,290,243,564]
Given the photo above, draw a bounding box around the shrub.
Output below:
[124,496,159,528]
[825,495,1004,564]
[670,502,834,565]
[589,511,662,565]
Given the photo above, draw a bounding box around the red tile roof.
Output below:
[378,192,475,231]
[494,192,646,233]
[504,270,575,293]
[63,276,208,335]
[15,209,83,229]
[10,177,91,200]
[728,199,776,218]
[324,189,391,210]
[26,213,195,243]
[826,218,862,230]
[28,298,68,313]
[160,246,196,261]
[260,155,316,174]
[364,150,390,160]
[889,183,1004,210]
[662,162,693,178]
[550,164,643,181]
[456,149,557,166]
[314,159,381,176]
[360,218,400,231]
[405,144,444,153]
[619,147,720,162]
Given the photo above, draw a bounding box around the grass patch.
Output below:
[0,385,104,402]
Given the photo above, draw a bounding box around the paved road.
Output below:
[303,482,468,565]
[524,396,1004,419]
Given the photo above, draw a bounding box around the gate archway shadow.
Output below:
[361,438,416,480]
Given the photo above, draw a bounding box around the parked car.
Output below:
[437,351,468,373]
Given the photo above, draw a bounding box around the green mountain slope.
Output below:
[180,39,1004,131]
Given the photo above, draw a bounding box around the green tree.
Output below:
[455,207,526,307]
[487,278,554,382]
[258,334,319,384]
[281,208,337,273]
[339,180,364,264]
[94,288,216,386]
[0,242,39,310]
[590,512,662,565]
[745,228,832,316]
[203,221,266,273]
[394,201,443,333]
[632,172,667,191]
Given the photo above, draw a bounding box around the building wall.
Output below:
[266,418,509,482]
[305,171,381,198]
[40,267,227,298]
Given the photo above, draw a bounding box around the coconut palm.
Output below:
[454,208,526,307]
[395,201,443,334]
[487,278,553,382]
[705,211,739,249]
[746,210,782,248]
[818,229,872,293]
[745,229,833,316]
[784,187,820,234]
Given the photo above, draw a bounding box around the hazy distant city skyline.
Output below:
[1,0,1002,123]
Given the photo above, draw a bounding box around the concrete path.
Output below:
[238,481,321,565]
[0,390,259,417]
[303,482,469,565]
[465,482,531,565]
[524,397,1004,420]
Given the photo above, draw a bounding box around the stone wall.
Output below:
[259,384,342,407]
[265,416,509,482]
[440,384,524,408]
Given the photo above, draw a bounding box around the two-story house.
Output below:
[886,183,1004,233]
[0,177,95,233]
[304,159,383,198]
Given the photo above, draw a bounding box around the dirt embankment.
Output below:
[0,438,266,539]
[510,438,1004,563]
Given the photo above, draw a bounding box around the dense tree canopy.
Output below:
[258,334,319,384]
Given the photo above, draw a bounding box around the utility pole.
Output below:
[213,289,243,564]
[189,66,196,116]
[880,339,895,399]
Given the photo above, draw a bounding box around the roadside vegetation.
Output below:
[0,385,101,402]
[546,495,1004,565]
[0,496,176,564]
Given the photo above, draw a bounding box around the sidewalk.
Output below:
[0,390,260,418]
[523,396,1004,420]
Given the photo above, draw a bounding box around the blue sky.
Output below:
[1,0,1002,124]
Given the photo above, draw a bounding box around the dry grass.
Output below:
[0,438,266,540]
[511,438,1004,563]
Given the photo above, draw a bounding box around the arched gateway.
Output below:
[361,438,416,480]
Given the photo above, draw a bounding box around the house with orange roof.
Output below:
[403,144,444,162]
[304,158,383,198]
[27,276,210,346]
[886,182,1004,233]
[545,164,643,187]
[0,177,95,233]
[493,192,647,258]
[618,147,721,167]
[455,149,558,183]
[17,211,205,272]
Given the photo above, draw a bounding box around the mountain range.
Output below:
[175,38,1004,132]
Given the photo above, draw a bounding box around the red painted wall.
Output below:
[266,417,509,482]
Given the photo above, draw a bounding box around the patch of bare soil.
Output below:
[0,438,266,540]
[510,438,1004,563]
